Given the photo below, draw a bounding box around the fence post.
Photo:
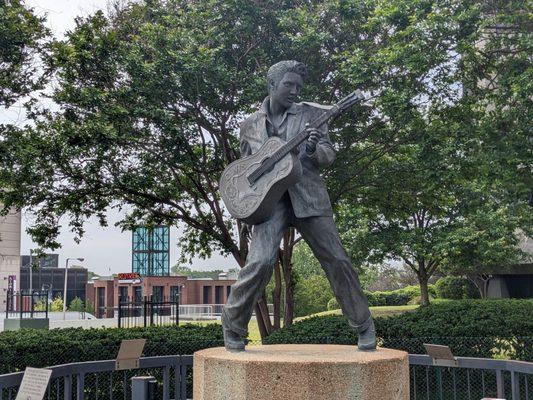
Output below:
[118,296,122,329]
[30,291,34,318]
[131,376,157,400]
[19,291,23,319]
[176,293,180,326]
[143,297,148,327]
[45,291,49,319]
[511,371,519,400]
[149,296,154,327]
[5,290,9,319]
[496,370,505,398]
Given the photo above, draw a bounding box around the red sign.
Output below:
[118,273,141,280]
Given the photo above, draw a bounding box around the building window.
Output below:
[133,286,143,303]
[97,287,106,318]
[119,286,128,302]
[226,286,231,299]
[152,286,164,302]
[215,286,223,304]
[202,286,212,304]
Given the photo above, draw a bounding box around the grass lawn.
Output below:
[182,305,418,344]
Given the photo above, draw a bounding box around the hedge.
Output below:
[434,276,479,299]
[0,323,223,374]
[363,285,437,306]
[264,299,533,361]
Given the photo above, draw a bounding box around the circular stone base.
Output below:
[193,344,409,400]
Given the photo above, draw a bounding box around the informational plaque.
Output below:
[423,343,458,367]
[15,367,52,400]
[115,339,146,370]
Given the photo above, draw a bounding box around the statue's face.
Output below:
[270,72,303,110]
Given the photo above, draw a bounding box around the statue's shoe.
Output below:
[223,328,246,352]
[357,318,377,351]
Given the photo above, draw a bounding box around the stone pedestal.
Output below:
[193,344,409,400]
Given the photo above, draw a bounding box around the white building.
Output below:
[0,209,21,312]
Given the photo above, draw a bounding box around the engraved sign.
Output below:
[15,367,52,400]
[115,339,146,370]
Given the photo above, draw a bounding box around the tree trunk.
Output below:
[254,303,268,340]
[281,228,296,327]
[418,268,430,307]
[273,261,282,330]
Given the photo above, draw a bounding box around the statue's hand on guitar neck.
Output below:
[305,124,323,155]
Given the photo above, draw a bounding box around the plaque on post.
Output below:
[15,367,52,400]
[115,339,146,370]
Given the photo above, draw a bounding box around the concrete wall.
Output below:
[0,209,21,312]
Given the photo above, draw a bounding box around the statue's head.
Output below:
[267,60,307,109]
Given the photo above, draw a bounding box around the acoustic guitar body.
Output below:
[220,136,302,225]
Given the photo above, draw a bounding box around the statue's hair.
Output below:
[267,60,307,93]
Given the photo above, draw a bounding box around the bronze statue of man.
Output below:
[222,60,376,351]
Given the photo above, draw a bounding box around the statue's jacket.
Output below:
[239,97,335,219]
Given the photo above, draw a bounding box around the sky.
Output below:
[15,0,239,275]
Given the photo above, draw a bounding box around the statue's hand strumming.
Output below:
[305,125,323,154]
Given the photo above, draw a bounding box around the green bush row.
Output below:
[0,323,223,374]
[362,285,437,306]
[265,299,533,361]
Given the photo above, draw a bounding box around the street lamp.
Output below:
[63,257,84,320]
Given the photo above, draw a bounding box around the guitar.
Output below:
[220,90,365,225]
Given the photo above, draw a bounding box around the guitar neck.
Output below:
[274,104,341,160]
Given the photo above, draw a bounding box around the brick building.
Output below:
[86,273,236,318]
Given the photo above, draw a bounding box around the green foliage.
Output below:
[265,300,533,360]
[68,297,85,312]
[0,324,223,374]
[50,296,63,312]
[85,298,95,315]
[364,285,436,306]
[33,299,47,312]
[435,276,479,300]
[294,274,333,318]
[171,265,237,280]
[327,297,339,311]
[0,0,49,107]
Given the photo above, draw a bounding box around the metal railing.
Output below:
[409,354,532,399]
[1,350,531,399]
[5,290,49,319]
[117,296,180,328]
[0,355,193,400]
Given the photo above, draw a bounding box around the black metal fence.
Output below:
[0,355,192,400]
[0,351,531,400]
[5,290,49,319]
[117,296,180,328]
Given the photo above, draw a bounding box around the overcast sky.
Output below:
[15,0,238,275]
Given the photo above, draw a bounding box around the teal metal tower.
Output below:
[132,226,170,276]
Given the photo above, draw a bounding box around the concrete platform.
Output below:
[193,344,409,400]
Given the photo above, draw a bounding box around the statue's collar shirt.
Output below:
[259,96,299,140]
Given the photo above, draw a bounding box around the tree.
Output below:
[333,0,531,305]
[68,297,85,312]
[0,0,401,338]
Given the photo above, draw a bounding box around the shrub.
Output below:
[68,297,84,312]
[363,285,436,306]
[50,296,63,312]
[435,276,479,299]
[327,297,339,311]
[0,324,223,374]
[264,299,533,361]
